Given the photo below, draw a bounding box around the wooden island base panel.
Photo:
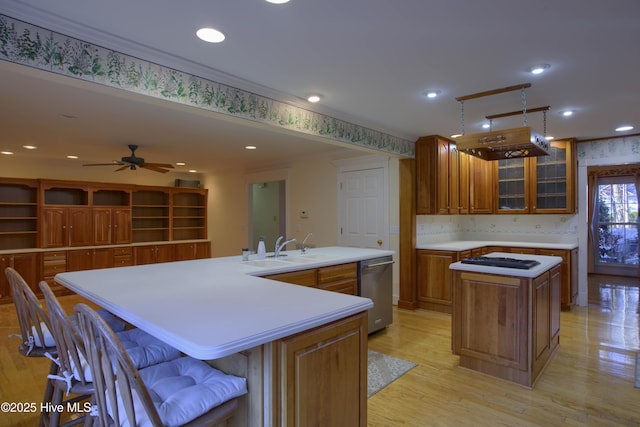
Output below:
[451,253,562,388]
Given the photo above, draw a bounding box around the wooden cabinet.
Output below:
[276,312,367,426]
[0,179,39,250]
[134,244,174,265]
[264,269,317,287]
[318,263,358,295]
[468,154,494,214]
[452,264,561,388]
[538,247,578,310]
[264,262,358,295]
[416,135,459,214]
[93,207,131,245]
[416,249,460,313]
[41,251,68,296]
[67,248,115,271]
[495,139,576,214]
[41,207,92,248]
[174,241,211,261]
[113,246,133,267]
[0,251,39,303]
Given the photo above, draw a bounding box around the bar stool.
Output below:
[74,303,247,426]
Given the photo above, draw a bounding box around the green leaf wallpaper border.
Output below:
[0,14,414,158]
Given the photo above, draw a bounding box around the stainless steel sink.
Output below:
[283,254,340,263]
[242,259,291,268]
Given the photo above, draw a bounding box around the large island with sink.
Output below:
[55,246,393,426]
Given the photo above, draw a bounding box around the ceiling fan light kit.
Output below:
[83,144,174,173]
[454,83,551,161]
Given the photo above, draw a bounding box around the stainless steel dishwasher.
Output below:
[359,256,394,334]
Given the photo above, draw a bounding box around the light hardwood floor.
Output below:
[1,275,639,426]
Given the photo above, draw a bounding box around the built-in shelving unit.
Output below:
[172,190,207,241]
[132,189,170,243]
[0,179,39,250]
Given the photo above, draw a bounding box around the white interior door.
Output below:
[339,167,387,249]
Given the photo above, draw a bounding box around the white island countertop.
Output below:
[56,246,392,360]
[449,252,563,278]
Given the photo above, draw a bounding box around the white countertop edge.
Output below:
[171,301,373,360]
[449,252,563,278]
[417,240,578,251]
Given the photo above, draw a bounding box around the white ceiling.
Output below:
[1,0,639,175]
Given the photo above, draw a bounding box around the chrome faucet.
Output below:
[274,236,296,258]
[301,233,313,254]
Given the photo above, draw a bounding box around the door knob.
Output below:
[377,240,383,246]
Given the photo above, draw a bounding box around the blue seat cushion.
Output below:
[115,328,182,370]
[113,357,247,426]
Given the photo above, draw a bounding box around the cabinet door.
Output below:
[264,269,317,287]
[416,250,455,312]
[277,313,367,427]
[0,252,39,302]
[436,138,451,214]
[134,245,156,265]
[531,139,576,213]
[68,208,92,247]
[93,207,112,246]
[155,245,174,263]
[93,248,114,269]
[457,151,470,214]
[112,208,131,245]
[42,207,66,248]
[67,249,93,271]
[469,155,493,214]
[495,157,531,213]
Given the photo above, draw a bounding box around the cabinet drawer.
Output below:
[43,251,66,262]
[113,247,133,256]
[317,263,357,284]
[318,278,358,295]
[43,262,66,276]
[113,255,133,267]
[264,269,317,287]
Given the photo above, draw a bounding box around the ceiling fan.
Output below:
[83,144,174,173]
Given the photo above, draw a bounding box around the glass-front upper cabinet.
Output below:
[495,138,576,214]
[532,139,576,214]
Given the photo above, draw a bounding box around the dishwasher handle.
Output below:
[362,260,394,269]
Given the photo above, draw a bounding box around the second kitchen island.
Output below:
[450,252,562,388]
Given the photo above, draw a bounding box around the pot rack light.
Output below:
[454,83,551,160]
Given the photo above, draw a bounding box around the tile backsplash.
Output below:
[416,214,580,246]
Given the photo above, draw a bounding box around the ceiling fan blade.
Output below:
[114,165,130,172]
[83,162,125,166]
[140,164,171,173]
[143,162,174,169]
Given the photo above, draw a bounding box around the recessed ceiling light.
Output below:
[245,145,257,150]
[615,125,634,132]
[562,110,573,117]
[196,27,225,43]
[265,0,290,4]
[188,169,198,173]
[175,162,186,166]
[425,90,441,98]
[529,64,550,75]
[1,151,14,155]
[23,145,37,149]
[450,134,462,139]
[307,95,321,103]
[482,123,490,129]
[545,136,554,141]
[66,155,79,159]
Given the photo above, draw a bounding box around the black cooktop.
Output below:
[461,256,540,269]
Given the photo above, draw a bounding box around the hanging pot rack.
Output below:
[454,83,551,160]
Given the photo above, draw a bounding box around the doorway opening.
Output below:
[588,165,639,277]
[248,180,286,254]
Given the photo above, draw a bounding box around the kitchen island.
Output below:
[55,246,392,426]
[450,252,562,388]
